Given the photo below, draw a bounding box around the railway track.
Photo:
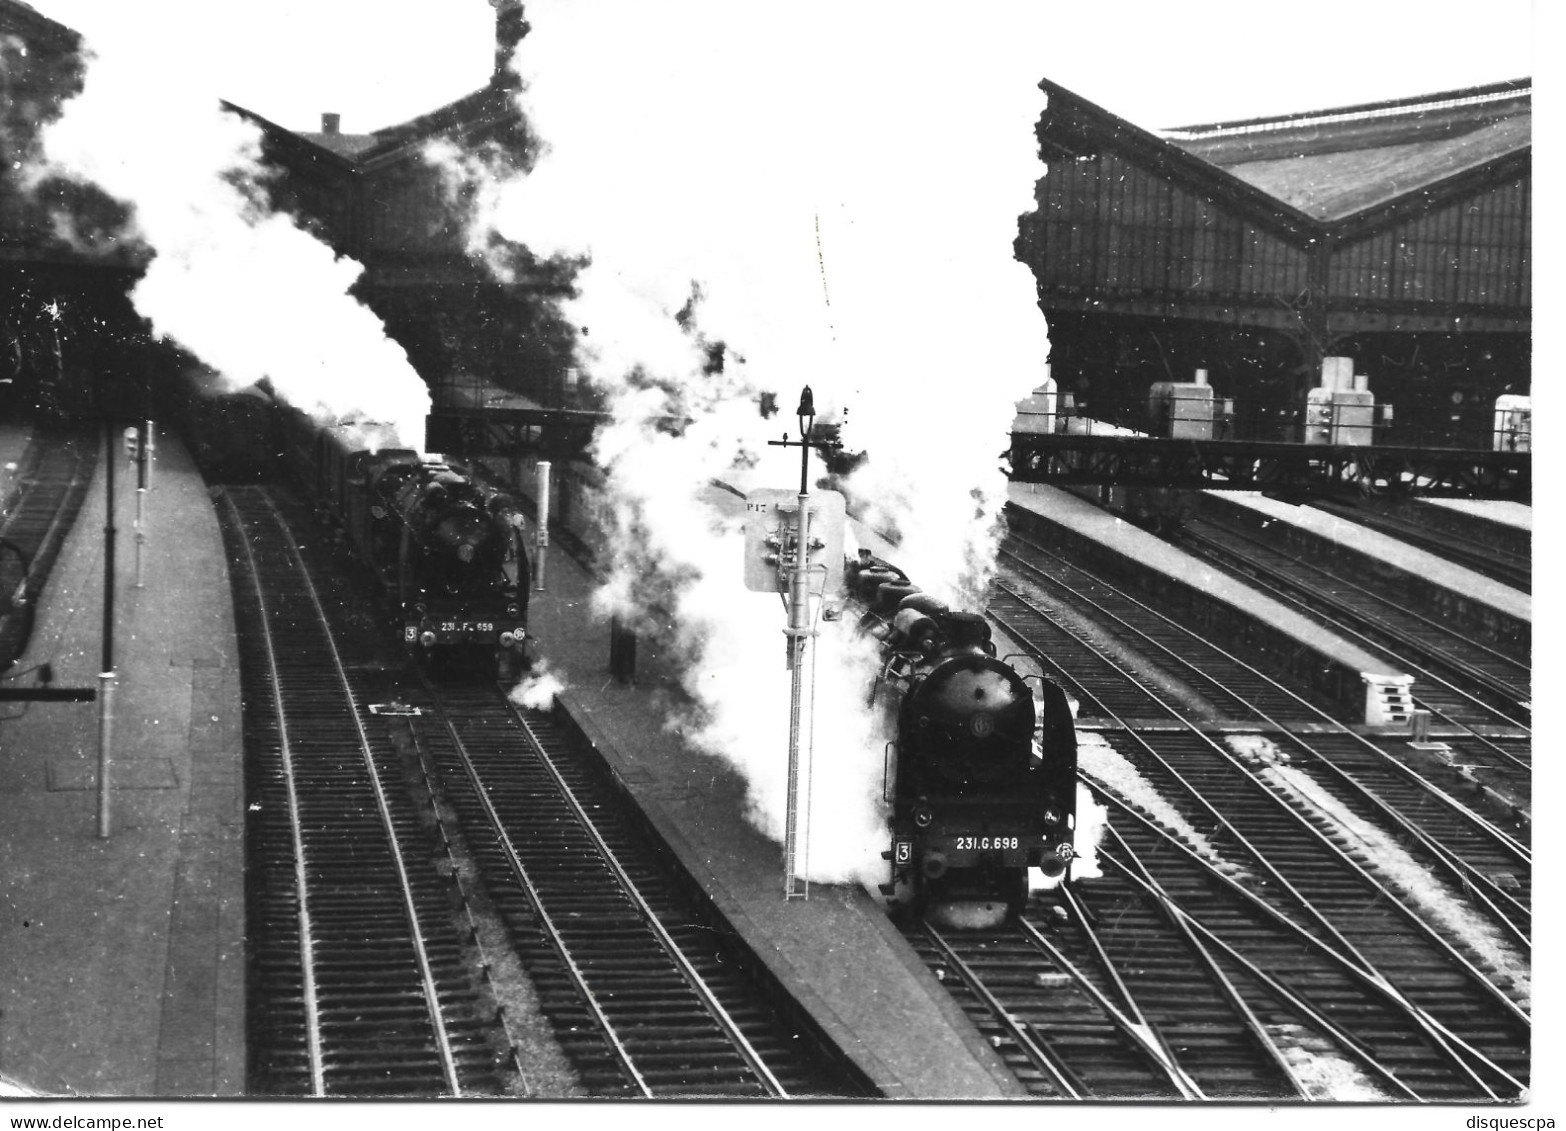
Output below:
[1001,536,1325,721]
[1178,516,1529,726]
[0,427,96,671]
[222,487,513,1096]
[1003,793,1520,1099]
[999,529,1530,846]
[944,535,1533,1097]
[992,538,1530,938]
[223,483,863,1098]
[1307,499,1529,593]
[902,896,1302,1099]
[903,764,1528,1100]
[901,728,1529,1098]
[1170,516,1531,811]
[986,586,1173,720]
[397,681,870,1098]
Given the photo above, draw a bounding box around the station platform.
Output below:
[0,426,245,1097]
[1201,491,1528,654]
[527,488,1025,1100]
[3,431,1019,1099]
[1420,497,1532,534]
[1413,498,1532,568]
[1215,492,1529,624]
[1006,482,1411,726]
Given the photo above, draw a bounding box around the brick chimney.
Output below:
[490,0,526,89]
[321,112,341,135]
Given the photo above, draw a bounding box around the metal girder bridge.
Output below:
[1007,434,1530,502]
[424,406,608,461]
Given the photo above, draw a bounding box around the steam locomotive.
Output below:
[277,405,533,678]
[847,555,1077,921]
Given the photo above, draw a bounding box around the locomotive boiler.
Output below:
[281,407,532,677]
[848,555,1077,921]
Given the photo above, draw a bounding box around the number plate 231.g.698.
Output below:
[941,834,1033,864]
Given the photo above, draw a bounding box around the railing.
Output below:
[1037,408,1508,452]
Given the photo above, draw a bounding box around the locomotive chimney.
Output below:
[320,112,341,136]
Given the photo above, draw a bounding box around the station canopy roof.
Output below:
[1159,80,1530,221]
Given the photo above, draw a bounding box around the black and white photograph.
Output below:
[0,0,1544,1123]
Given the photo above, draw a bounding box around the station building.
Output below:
[0,0,579,419]
[1,0,145,418]
[1017,78,1531,445]
[3,0,1530,447]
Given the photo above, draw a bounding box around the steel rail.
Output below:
[0,435,92,667]
[1000,566,1531,947]
[1181,519,1529,714]
[916,925,1086,1099]
[0,439,86,549]
[396,710,537,1093]
[1088,777,1524,1098]
[1004,913,1206,1098]
[987,577,1530,1023]
[254,491,464,1097]
[1187,514,1528,671]
[1089,829,1423,1101]
[997,552,1532,938]
[1178,523,1532,745]
[1052,881,1308,1099]
[221,489,328,1097]
[1179,524,1531,773]
[1001,538,1531,867]
[499,697,790,1098]
[1305,500,1528,592]
[415,682,652,1095]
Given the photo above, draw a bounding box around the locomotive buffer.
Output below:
[746,387,845,899]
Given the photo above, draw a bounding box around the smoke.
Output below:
[424,134,546,286]
[509,658,568,711]
[26,7,429,445]
[426,2,1052,882]
[1062,783,1109,883]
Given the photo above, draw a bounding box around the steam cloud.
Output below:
[429,2,1053,885]
[509,658,569,711]
[28,7,429,445]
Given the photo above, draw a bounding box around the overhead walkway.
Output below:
[1007,433,1530,502]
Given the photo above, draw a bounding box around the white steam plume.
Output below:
[432,3,1052,883]
[509,658,568,711]
[29,7,429,445]
[484,3,1051,600]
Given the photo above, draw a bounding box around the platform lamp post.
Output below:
[755,387,845,900]
[126,421,152,588]
[98,413,118,838]
[782,391,814,898]
[534,459,550,592]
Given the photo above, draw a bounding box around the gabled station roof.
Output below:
[291,84,521,172]
[1160,80,1530,221]
[297,130,382,160]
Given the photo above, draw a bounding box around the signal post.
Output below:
[744,388,844,899]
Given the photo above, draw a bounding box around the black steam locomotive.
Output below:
[277,406,532,678]
[848,555,1077,921]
